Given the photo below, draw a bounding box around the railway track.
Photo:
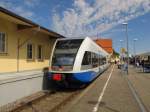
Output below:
[11,88,82,112]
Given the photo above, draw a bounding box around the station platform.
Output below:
[0,70,47,107]
[0,70,42,84]
[61,65,150,112]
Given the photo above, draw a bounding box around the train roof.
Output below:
[56,37,109,56]
[84,37,109,56]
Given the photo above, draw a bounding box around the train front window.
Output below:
[55,39,83,49]
[51,39,83,71]
[52,54,75,66]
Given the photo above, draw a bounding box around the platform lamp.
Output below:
[122,22,129,74]
[133,38,138,65]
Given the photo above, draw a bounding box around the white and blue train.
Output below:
[49,37,110,87]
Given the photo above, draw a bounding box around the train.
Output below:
[48,37,110,87]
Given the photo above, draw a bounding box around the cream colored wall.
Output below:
[0,18,18,73]
[0,17,56,73]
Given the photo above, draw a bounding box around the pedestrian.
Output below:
[136,61,139,67]
[115,60,117,64]
[141,59,144,72]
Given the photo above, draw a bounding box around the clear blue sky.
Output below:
[0,0,150,54]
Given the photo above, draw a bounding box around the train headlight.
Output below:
[52,74,62,81]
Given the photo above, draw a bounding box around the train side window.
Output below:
[103,57,107,64]
[92,53,99,68]
[99,55,103,65]
[81,51,92,70]
[99,56,106,65]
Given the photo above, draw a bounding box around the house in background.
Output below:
[0,6,64,73]
[95,38,113,54]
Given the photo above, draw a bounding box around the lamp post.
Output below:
[122,22,129,74]
[133,38,138,65]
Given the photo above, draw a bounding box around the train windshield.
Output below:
[51,39,83,71]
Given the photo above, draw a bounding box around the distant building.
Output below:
[0,6,64,73]
[95,38,113,54]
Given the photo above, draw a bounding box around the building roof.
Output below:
[95,39,112,47]
[0,6,65,38]
[95,39,113,54]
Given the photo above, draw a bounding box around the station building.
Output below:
[0,7,64,73]
[95,38,113,54]
[0,7,65,107]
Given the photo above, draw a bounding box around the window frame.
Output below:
[81,51,107,70]
[0,32,7,54]
[27,43,35,61]
[37,45,44,61]
[81,51,92,66]
[91,53,99,68]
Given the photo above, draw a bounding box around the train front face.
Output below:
[50,39,83,87]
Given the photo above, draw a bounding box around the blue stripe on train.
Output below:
[72,71,99,83]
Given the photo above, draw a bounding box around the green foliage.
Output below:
[113,49,119,57]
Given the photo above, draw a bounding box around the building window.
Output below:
[27,43,34,60]
[37,45,43,61]
[0,32,6,53]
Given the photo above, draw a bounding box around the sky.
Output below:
[0,0,150,54]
